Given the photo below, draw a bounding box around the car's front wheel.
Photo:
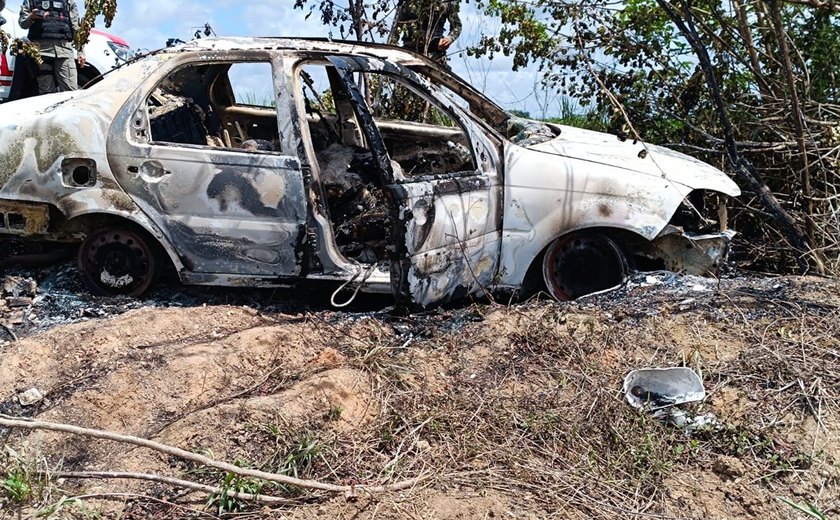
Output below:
[542,232,628,301]
[77,227,160,297]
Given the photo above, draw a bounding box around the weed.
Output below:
[278,433,322,479]
[694,424,812,476]
[1,467,31,504]
[325,405,343,422]
[206,460,268,515]
[34,495,83,518]
[35,496,101,519]
[777,497,827,519]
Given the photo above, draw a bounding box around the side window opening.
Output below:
[148,64,220,147]
[147,61,282,152]
[363,72,476,179]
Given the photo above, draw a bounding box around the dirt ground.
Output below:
[1,272,838,519]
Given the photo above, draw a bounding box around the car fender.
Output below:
[497,142,732,288]
[57,190,186,272]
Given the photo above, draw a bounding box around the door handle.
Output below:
[131,161,171,180]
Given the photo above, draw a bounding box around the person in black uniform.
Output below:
[18,0,85,93]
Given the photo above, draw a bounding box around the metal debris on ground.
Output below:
[623,367,718,432]
[17,388,43,406]
[1,275,38,339]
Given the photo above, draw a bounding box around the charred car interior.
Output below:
[0,38,741,307]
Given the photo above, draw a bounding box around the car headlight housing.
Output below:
[107,41,135,63]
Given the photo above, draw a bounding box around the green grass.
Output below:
[207,464,267,514]
[1,467,31,504]
[511,97,611,132]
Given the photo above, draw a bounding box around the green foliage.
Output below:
[277,433,323,479]
[1,467,32,504]
[543,97,610,132]
[792,10,840,102]
[251,424,326,494]
[473,0,840,273]
[34,496,87,518]
[693,423,813,475]
[325,404,344,422]
[76,0,118,50]
[293,0,394,41]
[207,463,267,515]
[239,92,277,108]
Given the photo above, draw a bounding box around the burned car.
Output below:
[0,38,740,306]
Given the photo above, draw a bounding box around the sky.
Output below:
[91,0,566,118]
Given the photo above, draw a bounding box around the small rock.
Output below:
[416,440,431,451]
[2,276,37,298]
[6,297,33,308]
[18,388,44,406]
[712,455,746,481]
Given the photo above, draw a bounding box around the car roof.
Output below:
[166,37,425,64]
[157,37,508,125]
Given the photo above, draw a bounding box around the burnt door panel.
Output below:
[123,147,307,276]
[110,57,308,278]
[328,56,502,307]
[391,174,500,306]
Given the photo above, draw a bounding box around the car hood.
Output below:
[525,124,741,197]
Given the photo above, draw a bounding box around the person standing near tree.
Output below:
[394,0,461,62]
[18,0,84,94]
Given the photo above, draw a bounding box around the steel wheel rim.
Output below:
[79,228,157,296]
[543,234,627,301]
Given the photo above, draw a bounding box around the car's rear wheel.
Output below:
[542,233,628,301]
[77,227,160,297]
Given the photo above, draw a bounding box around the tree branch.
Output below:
[0,416,424,495]
[781,0,840,13]
[655,0,817,272]
[45,471,294,505]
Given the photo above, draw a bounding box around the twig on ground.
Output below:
[44,470,294,505]
[63,492,219,518]
[0,416,426,495]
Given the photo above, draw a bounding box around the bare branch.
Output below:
[0,416,426,495]
[781,0,840,13]
[45,471,294,505]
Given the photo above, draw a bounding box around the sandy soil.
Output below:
[1,273,838,519]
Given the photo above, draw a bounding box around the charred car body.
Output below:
[0,38,740,307]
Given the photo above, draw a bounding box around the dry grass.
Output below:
[2,275,839,519]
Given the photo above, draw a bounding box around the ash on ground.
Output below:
[2,258,823,347]
[0,261,397,344]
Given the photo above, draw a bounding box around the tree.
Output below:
[293,0,397,42]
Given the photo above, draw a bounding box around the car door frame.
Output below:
[107,51,309,284]
[327,55,504,307]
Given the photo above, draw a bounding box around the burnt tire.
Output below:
[542,233,628,301]
[77,227,160,297]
